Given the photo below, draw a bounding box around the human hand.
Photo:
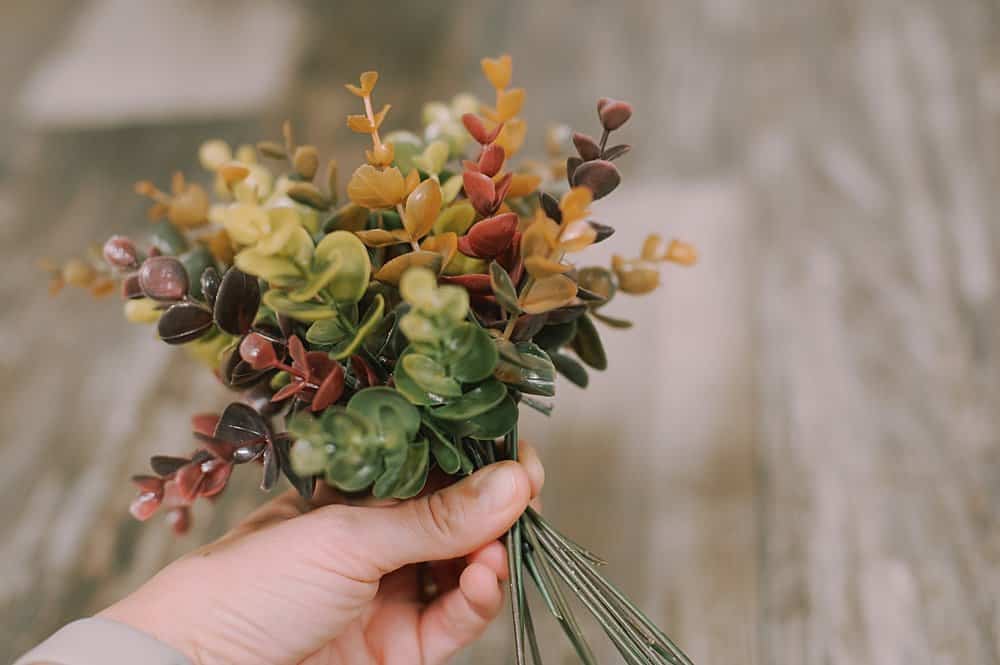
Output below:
[99,443,544,665]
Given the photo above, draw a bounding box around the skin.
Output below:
[99,442,545,665]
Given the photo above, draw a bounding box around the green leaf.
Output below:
[551,351,589,388]
[447,323,498,383]
[372,442,410,498]
[422,416,473,475]
[464,395,518,440]
[430,379,507,421]
[314,230,371,304]
[489,261,522,314]
[402,353,463,397]
[388,438,430,498]
[179,246,215,300]
[591,310,634,329]
[329,293,385,360]
[306,314,352,346]
[347,386,421,448]
[150,221,188,255]
[262,290,337,322]
[495,342,556,397]
[325,442,383,492]
[571,314,608,370]
[393,349,447,406]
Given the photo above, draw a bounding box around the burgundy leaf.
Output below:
[191,413,220,439]
[121,273,144,299]
[150,455,189,477]
[572,132,601,161]
[271,380,304,403]
[538,192,562,222]
[103,235,138,269]
[220,346,268,388]
[157,302,213,345]
[570,159,621,200]
[214,402,269,445]
[213,268,261,335]
[239,332,279,370]
[351,355,378,388]
[598,99,633,131]
[566,157,583,185]
[287,335,308,371]
[589,221,615,243]
[602,144,631,161]
[200,266,221,307]
[174,462,205,501]
[139,256,189,301]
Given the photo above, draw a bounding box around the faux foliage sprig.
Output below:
[50,54,697,665]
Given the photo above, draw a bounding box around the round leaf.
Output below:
[403,178,442,240]
[214,268,262,334]
[447,323,498,384]
[157,303,213,344]
[401,353,462,398]
[430,379,507,421]
[521,274,577,315]
[139,256,189,301]
[314,231,371,304]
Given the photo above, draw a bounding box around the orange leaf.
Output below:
[481,54,512,90]
[559,186,593,224]
[421,232,458,267]
[524,255,572,278]
[558,220,597,253]
[345,71,379,97]
[355,228,411,247]
[496,88,525,122]
[347,165,406,209]
[507,173,542,199]
[521,274,577,314]
[373,251,444,285]
[404,178,442,240]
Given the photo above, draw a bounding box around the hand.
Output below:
[99,443,544,665]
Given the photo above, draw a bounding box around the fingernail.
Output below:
[469,463,519,512]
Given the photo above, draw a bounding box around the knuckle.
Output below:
[419,489,466,541]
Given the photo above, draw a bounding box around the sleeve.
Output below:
[13,617,192,665]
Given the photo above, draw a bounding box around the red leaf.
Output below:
[287,335,308,371]
[167,507,191,535]
[311,362,345,411]
[198,459,233,497]
[460,212,518,258]
[478,144,506,177]
[440,273,493,294]
[174,462,205,502]
[463,171,496,216]
[462,114,503,145]
[190,413,220,438]
[494,172,513,204]
[129,492,162,521]
[271,380,303,403]
[351,355,379,388]
[239,333,278,370]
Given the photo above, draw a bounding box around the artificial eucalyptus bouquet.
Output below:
[47,55,696,665]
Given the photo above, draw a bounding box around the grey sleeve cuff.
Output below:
[13,617,192,665]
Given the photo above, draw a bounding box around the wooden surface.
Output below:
[2,0,999,663]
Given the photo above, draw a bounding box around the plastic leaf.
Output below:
[345,70,378,97]
[330,294,385,360]
[507,173,542,199]
[347,386,421,445]
[571,159,621,200]
[489,261,521,314]
[521,274,577,314]
[495,88,525,122]
[401,353,462,397]
[524,255,571,278]
[347,164,406,209]
[551,351,589,388]
[234,249,302,287]
[213,268,261,335]
[420,232,458,267]
[458,212,518,258]
[481,54,512,90]
[404,178,442,241]
[431,379,507,420]
[572,132,601,161]
[262,290,338,322]
[495,118,527,157]
[448,322,499,383]
[462,170,496,215]
[373,251,443,285]
[433,201,477,236]
[139,256,189,301]
[559,187,593,224]
[356,228,411,247]
[558,220,598,253]
[158,303,213,344]
[571,314,608,370]
[314,231,372,304]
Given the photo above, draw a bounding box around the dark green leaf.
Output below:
[447,323,498,384]
[433,395,518,440]
[534,320,578,351]
[571,315,607,370]
[179,246,215,300]
[551,352,589,388]
[393,349,448,406]
[150,221,188,255]
[386,438,430,499]
[489,261,522,314]
[347,386,421,447]
[495,342,556,396]
[401,353,462,397]
[591,311,634,329]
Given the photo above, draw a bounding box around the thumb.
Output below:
[312,461,532,577]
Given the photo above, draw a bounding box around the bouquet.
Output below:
[46,54,697,664]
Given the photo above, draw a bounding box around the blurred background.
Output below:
[3,0,1000,662]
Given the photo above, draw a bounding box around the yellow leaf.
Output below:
[255,208,300,255]
[347,114,374,134]
[372,104,391,130]
[355,228,411,247]
[404,178,442,240]
[641,234,665,261]
[346,70,379,97]
[496,88,525,122]
[421,232,458,267]
[440,174,464,203]
[507,173,542,199]
[412,140,449,175]
[521,274,578,314]
[495,118,527,157]
[558,220,597,253]
[521,216,560,259]
[234,248,302,287]
[481,54,512,90]
[443,251,487,276]
[665,239,698,266]
[373,251,444,285]
[560,186,593,224]
[347,164,406,209]
[612,255,660,294]
[223,202,269,246]
[524,255,572,278]
[433,201,477,236]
